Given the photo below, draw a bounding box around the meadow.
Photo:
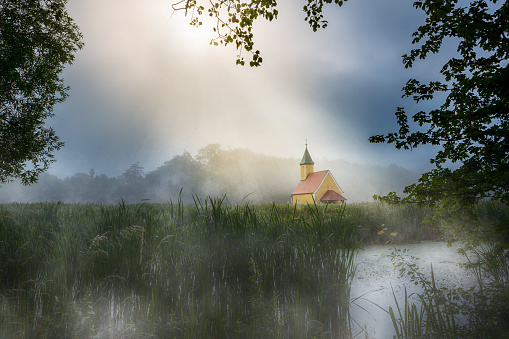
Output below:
[0,199,506,338]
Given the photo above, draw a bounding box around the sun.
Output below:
[150,2,215,52]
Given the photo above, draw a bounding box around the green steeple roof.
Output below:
[300,146,314,165]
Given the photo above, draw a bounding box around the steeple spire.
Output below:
[300,142,314,180]
[300,143,314,165]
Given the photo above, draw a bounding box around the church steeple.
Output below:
[300,143,314,180]
[291,141,346,205]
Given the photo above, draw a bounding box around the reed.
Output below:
[387,244,509,338]
[0,199,357,338]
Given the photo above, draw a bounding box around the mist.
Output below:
[45,0,441,179]
[0,144,420,204]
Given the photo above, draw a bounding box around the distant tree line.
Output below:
[0,144,419,204]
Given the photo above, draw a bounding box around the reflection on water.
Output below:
[351,241,476,338]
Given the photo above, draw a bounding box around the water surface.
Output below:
[351,241,477,338]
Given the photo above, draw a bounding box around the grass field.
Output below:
[0,199,506,338]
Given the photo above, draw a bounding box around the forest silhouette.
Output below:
[0,144,419,204]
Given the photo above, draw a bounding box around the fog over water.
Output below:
[352,241,476,338]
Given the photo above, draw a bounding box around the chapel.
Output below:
[291,145,346,205]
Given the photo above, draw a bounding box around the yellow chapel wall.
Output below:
[314,172,343,204]
[292,193,314,204]
[300,164,314,180]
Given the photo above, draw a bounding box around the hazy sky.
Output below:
[49,0,452,177]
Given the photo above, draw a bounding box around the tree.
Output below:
[120,162,146,202]
[0,0,83,185]
[196,143,223,170]
[369,0,509,250]
[369,0,509,208]
[368,0,508,202]
[146,151,203,202]
[121,162,145,185]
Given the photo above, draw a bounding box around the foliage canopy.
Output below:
[0,0,83,184]
[370,0,509,208]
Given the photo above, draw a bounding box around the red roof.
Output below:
[291,170,328,195]
[320,190,347,202]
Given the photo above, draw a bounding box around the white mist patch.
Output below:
[62,0,348,173]
[50,0,441,177]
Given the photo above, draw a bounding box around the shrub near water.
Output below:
[0,199,357,338]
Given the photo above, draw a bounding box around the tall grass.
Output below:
[0,199,357,338]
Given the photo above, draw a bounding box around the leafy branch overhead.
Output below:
[172,0,348,66]
[371,0,509,206]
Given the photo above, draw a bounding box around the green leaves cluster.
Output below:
[370,0,508,207]
[173,0,352,65]
[173,0,279,66]
[0,0,83,184]
[303,0,348,32]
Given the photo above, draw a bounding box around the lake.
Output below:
[351,241,477,338]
